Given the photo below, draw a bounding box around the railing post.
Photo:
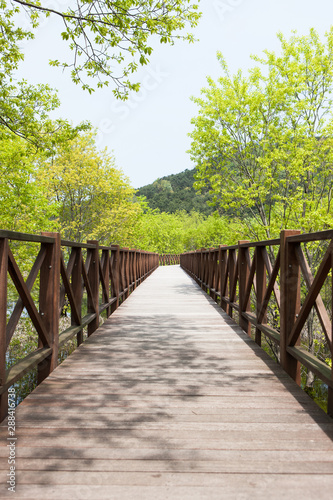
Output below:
[0,237,8,421]
[280,230,301,385]
[214,250,219,303]
[208,248,214,297]
[37,232,61,384]
[219,245,228,312]
[87,240,99,337]
[102,248,110,317]
[255,246,266,346]
[228,248,236,318]
[137,250,141,284]
[72,248,83,345]
[111,245,120,313]
[200,249,206,291]
[238,241,251,336]
[330,252,333,417]
[133,250,137,290]
[195,250,200,284]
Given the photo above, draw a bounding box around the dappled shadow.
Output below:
[3,265,333,492]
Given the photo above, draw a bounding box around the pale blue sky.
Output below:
[16,0,333,187]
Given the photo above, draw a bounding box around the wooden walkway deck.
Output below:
[1,265,333,499]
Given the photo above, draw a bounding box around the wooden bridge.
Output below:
[0,230,333,498]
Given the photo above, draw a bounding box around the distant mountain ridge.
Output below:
[136,168,214,215]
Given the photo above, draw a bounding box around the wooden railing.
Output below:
[180,229,333,416]
[159,254,180,266]
[0,230,158,420]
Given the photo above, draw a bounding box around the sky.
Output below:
[16,0,333,188]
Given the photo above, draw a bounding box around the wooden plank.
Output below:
[1,265,333,499]
[0,230,53,243]
[1,457,333,474]
[287,346,333,388]
[242,312,280,344]
[0,347,52,394]
[0,480,333,500]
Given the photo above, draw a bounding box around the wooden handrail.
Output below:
[180,229,333,417]
[0,231,159,421]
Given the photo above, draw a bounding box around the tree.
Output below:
[3,0,200,96]
[0,2,88,144]
[0,133,56,233]
[189,28,333,386]
[189,28,333,241]
[43,130,142,245]
[129,208,238,254]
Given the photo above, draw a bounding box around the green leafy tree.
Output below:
[189,28,333,387]
[183,211,241,250]
[0,1,87,145]
[43,130,141,245]
[131,209,186,253]
[2,0,201,96]
[0,133,56,233]
[130,208,238,253]
[189,28,333,241]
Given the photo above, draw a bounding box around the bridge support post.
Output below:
[71,248,83,346]
[280,230,301,385]
[125,248,130,298]
[329,254,333,417]
[111,245,120,313]
[219,245,228,312]
[255,246,267,347]
[228,248,237,318]
[87,240,99,337]
[0,237,8,421]
[37,232,61,385]
[101,248,110,318]
[238,241,251,336]
[132,250,137,290]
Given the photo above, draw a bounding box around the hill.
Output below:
[136,168,214,215]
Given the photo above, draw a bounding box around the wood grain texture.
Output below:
[1,266,333,499]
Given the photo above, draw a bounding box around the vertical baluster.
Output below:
[280,230,301,384]
[111,245,120,313]
[219,245,227,312]
[329,252,333,417]
[238,241,251,336]
[71,248,83,346]
[228,248,236,318]
[38,232,60,384]
[87,240,99,337]
[255,246,267,347]
[0,237,8,420]
[102,248,110,318]
[133,250,137,290]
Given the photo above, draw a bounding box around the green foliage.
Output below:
[0,134,57,233]
[0,1,87,146]
[189,28,333,240]
[43,130,142,245]
[137,168,215,215]
[130,209,239,254]
[2,0,201,96]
